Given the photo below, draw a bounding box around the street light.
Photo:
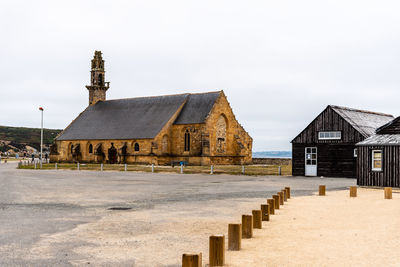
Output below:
[39,107,44,168]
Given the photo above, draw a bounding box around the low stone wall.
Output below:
[252,157,292,166]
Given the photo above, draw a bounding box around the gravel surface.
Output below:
[0,162,355,266]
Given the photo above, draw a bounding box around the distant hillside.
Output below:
[0,125,62,152]
[253,151,292,158]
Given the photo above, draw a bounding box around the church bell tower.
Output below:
[86,51,110,105]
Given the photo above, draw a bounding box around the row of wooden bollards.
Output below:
[182,187,291,267]
[318,185,394,199]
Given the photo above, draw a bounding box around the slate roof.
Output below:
[357,134,400,146]
[174,92,220,124]
[57,91,220,141]
[330,105,394,137]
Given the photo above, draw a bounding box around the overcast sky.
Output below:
[1,1,400,151]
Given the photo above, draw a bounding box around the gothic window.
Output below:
[184,130,190,151]
[162,135,168,154]
[70,144,74,155]
[134,143,140,152]
[216,115,227,153]
[89,144,93,154]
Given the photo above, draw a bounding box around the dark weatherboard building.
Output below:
[357,116,400,187]
[291,105,393,178]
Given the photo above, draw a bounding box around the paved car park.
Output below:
[0,162,355,266]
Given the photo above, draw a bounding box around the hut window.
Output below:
[134,143,140,152]
[318,131,341,140]
[89,144,93,154]
[354,148,357,157]
[184,130,190,151]
[372,150,382,171]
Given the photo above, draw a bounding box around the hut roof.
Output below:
[330,105,394,137]
[56,91,220,141]
[357,134,400,146]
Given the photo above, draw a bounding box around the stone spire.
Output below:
[86,51,110,105]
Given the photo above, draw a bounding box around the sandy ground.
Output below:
[226,188,400,267]
[25,188,400,267]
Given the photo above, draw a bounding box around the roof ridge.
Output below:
[329,105,393,117]
[103,91,221,103]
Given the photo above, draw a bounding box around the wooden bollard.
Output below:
[182,253,202,267]
[278,192,284,205]
[285,187,291,198]
[282,189,288,201]
[261,204,270,221]
[272,195,280,209]
[241,215,253,238]
[349,186,357,197]
[228,224,241,251]
[319,185,326,196]
[267,199,275,215]
[209,235,224,266]
[384,187,392,199]
[252,210,262,229]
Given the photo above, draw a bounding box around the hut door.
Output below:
[305,147,317,176]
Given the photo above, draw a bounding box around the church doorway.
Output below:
[108,143,118,164]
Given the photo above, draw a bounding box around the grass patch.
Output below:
[18,163,292,176]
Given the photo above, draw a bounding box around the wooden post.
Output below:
[384,187,392,199]
[267,199,275,215]
[252,210,262,229]
[77,162,80,171]
[152,163,155,173]
[101,163,103,171]
[278,192,284,205]
[319,185,326,196]
[285,187,291,198]
[209,235,224,267]
[281,190,288,202]
[124,164,127,171]
[242,165,245,175]
[261,204,270,221]
[241,215,253,238]
[182,253,202,267]
[272,195,280,209]
[228,224,241,251]
[349,186,357,197]
[278,166,281,176]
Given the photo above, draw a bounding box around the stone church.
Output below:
[50,51,253,165]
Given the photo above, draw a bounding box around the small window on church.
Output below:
[98,74,103,85]
[89,144,93,154]
[70,145,74,154]
[184,130,190,151]
[134,143,140,152]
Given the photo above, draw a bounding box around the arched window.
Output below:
[89,144,93,154]
[70,144,74,154]
[184,130,190,151]
[134,143,140,152]
[216,115,227,153]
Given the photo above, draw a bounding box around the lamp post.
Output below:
[39,107,44,168]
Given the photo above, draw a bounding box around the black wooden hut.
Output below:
[291,105,393,177]
[356,117,400,187]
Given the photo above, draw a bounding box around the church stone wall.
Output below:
[204,92,253,165]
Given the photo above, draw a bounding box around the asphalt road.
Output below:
[0,162,355,266]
